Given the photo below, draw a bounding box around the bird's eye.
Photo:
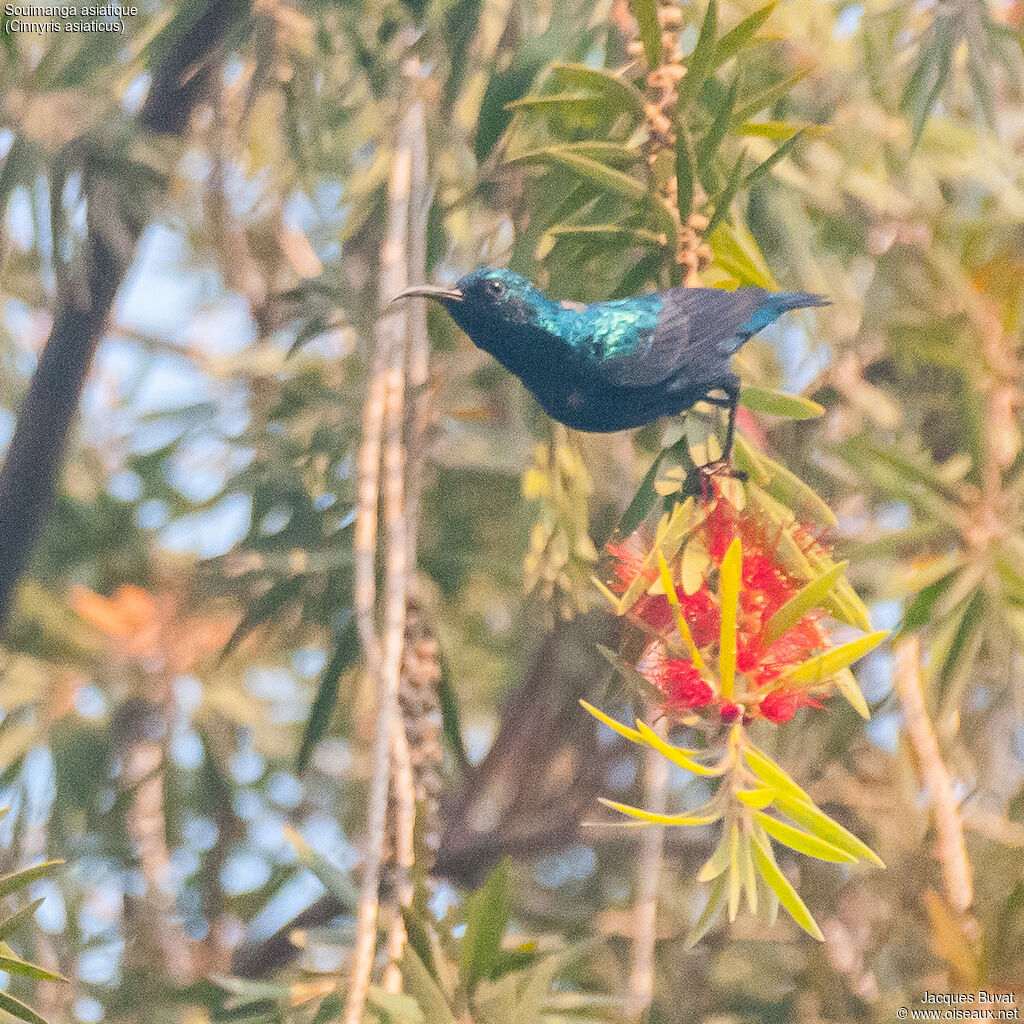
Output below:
[486,279,506,299]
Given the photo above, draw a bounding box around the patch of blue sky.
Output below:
[834,4,864,40]
[158,492,252,558]
[865,711,901,752]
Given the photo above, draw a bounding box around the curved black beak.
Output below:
[390,284,463,304]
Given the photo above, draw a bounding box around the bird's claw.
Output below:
[698,460,747,482]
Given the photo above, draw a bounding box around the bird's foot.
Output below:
[698,459,748,483]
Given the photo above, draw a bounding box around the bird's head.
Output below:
[391,268,552,365]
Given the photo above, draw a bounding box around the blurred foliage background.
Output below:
[1,0,1024,1020]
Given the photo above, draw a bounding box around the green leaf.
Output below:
[399,946,458,1024]
[678,0,719,110]
[705,149,747,235]
[761,562,847,647]
[547,224,667,248]
[632,0,662,68]
[619,437,691,537]
[0,955,67,984]
[513,140,641,168]
[506,148,647,201]
[714,3,776,66]
[0,862,63,902]
[734,67,812,122]
[755,451,838,527]
[833,667,870,720]
[0,899,45,943]
[696,70,741,176]
[771,790,884,867]
[737,119,824,139]
[634,719,724,776]
[773,631,889,688]
[740,829,758,913]
[727,823,741,921]
[599,797,722,826]
[460,860,512,993]
[698,831,732,881]
[221,576,303,661]
[752,835,823,939]
[283,826,359,906]
[685,873,727,947]
[549,63,648,119]
[477,60,544,162]
[706,221,776,288]
[579,700,644,743]
[744,128,806,187]
[297,621,359,772]
[367,987,425,1024]
[0,991,48,1024]
[754,812,857,863]
[719,537,742,698]
[674,127,696,224]
[735,786,775,810]
[740,385,824,420]
[744,746,812,803]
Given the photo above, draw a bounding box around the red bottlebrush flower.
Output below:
[758,687,823,724]
[606,538,673,630]
[645,656,715,709]
[719,701,742,723]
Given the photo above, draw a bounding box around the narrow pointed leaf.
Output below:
[550,64,649,118]
[740,385,824,420]
[0,861,63,901]
[579,700,643,743]
[741,829,758,913]
[675,127,695,224]
[743,128,806,187]
[727,823,741,921]
[744,746,812,803]
[761,563,847,647]
[460,860,512,992]
[297,621,359,772]
[686,873,727,947]
[754,812,857,863]
[705,148,746,235]
[719,537,742,698]
[632,0,662,68]
[833,667,870,719]
[735,786,775,809]
[752,836,824,940]
[756,451,838,527]
[696,71,741,175]
[634,719,724,776]
[0,899,44,942]
[698,831,732,881]
[714,2,776,65]
[658,552,704,668]
[773,630,888,688]
[0,991,48,1024]
[771,790,884,867]
[734,67,812,121]
[0,954,67,983]
[599,797,722,826]
[505,149,647,201]
[548,224,666,247]
[678,0,719,109]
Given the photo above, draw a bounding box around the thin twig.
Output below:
[627,717,669,1019]
[344,109,414,1024]
[894,635,973,912]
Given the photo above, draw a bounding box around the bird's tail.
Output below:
[766,291,831,315]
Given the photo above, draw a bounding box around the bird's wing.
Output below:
[589,287,768,389]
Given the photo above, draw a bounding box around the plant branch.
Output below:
[894,635,973,912]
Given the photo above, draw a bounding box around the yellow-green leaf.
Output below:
[741,828,758,913]
[0,955,67,984]
[658,552,704,669]
[0,991,48,1024]
[698,831,732,881]
[772,790,885,867]
[774,631,889,688]
[754,812,857,863]
[634,719,724,776]
[728,823,742,922]
[744,746,812,803]
[833,666,870,719]
[599,798,722,826]
[740,385,824,420]
[579,700,643,743]
[735,786,775,809]
[752,836,824,940]
[761,562,847,647]
[719,537,742,698]
[685,873,727,947]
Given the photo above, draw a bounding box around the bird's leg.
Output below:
[698,377,746,481]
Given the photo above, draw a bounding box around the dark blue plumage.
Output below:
[393,268,827,463]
